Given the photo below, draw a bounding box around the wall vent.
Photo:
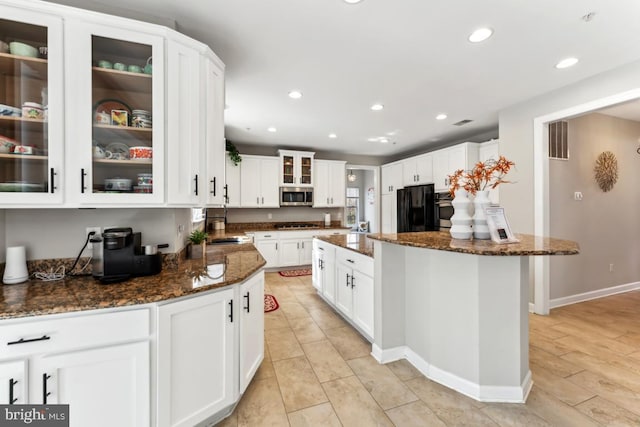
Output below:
[548,120,569,159]
[452,119,473,126]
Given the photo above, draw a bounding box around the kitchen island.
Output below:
[367,231,579,403]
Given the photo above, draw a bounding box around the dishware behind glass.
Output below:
[113,62,126,71]
[127,64,142,73]
[130,146,152,160]
[98,59,113,69]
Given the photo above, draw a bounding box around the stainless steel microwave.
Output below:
[280,187,313,206]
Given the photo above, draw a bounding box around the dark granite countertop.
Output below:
[0,244,265,320]
[315,234,374,258]
[366,231,579,256]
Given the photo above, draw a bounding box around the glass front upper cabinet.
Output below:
[67,21,164,205]
[0,8,63,204]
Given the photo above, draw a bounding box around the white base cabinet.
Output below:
[239,273,265,393]
[0,360,26,405]
[312,239,374,340]
[34,341,149,427]
[255,229,348,269]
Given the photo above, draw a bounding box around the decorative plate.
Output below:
[105,142,130,160]
[94,99,132,124]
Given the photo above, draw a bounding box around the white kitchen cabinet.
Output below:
[432,142,479,192]
[65,19,166,206]
[0,308,151,426]
[381,193,396,233]
[254,232,279,268]
[204,54,226,206]
[157,288,235,427]
[479,139,500,205]
[312,239,337,303]
[0,6,64,205]
[240,155,279,207]
[239,273,264,393]
[33,341,149,427]
[381,162,403,195]
[402,153,433,186]
[166,36,202,205]
[0,360,26,405]
[334,247,374,340]
[224,154,241,207]
[279,236,313,267]
[279,149,314,187]
[313,159,346,207]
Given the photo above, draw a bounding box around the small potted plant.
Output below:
[188,229,208,259]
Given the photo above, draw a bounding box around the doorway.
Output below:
[345,165,379,233]
[533,88,640,314]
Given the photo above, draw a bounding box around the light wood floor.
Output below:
[218,273,640,426]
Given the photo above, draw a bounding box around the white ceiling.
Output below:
[45,0,640,158]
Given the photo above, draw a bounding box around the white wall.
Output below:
[4,208,191,260]
[549,114,640,299]
[363,170,377,232]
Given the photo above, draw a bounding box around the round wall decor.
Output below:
[594,151,618,192]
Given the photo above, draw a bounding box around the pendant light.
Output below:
[347,169,357,182]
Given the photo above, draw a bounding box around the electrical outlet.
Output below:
[85,227,101,251]
[574,191,583,201]
[609,263,614,272]
[267,213,273,220]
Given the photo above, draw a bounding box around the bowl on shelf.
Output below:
[9,42,38,58]
[0,104,21,117]
[22,102,44,120]
[0,182,45,192]
[130,146,152,160]
[0,135,17,153]
[104,178,132,192]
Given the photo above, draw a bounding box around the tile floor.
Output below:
[218,272,640,426]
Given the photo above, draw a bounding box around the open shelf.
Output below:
[93,158,151,166]
[92,67,152,92]
[0,153,47,161]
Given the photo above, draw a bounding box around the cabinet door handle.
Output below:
[301,242,304,249]
[346,273,351,287]
[42,373,51,404]
[262,197,264,204]
[391,185,394,191]
[326,197,329,204]
[417,174,420,182]
[50,168,57,194]
[194,175,199,196]
[9,378,18,404]
[228,300,233,323]
[275,243,278,250]
[346,259,354,264]
[7,335,51,346]
[257,197,260,205]
[351,275,356,288]
[81,168,87,193]
[264,234,271,238]
[244,292,250,313]
[318,247,324,251]
[210,177,216,196]
[224,184,229,204]
[330,197,333,204]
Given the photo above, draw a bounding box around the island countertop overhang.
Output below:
[367,231,579,256]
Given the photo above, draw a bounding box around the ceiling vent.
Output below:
[548,120,569,160]
[452,119,473,126]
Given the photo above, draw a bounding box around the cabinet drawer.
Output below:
[336,248,373,277]
[254,231,279,240]
[0,308,150,359]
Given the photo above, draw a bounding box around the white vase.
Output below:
[473,190,491,240]
[449,189,473,240]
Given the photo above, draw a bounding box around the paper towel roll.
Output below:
[324,213,331,227]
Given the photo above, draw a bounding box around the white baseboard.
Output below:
[550,281,640,309]
[528,302,534,313]
[373,346,530,403]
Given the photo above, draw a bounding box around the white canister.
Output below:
[3,246,29,284]
[324,213,331,227]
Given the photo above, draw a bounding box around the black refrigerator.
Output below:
[396,184,437,232]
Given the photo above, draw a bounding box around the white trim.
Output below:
[372,346,530,402]
[528,302,535,313]
[550,281,640,309]
[533,87,640,315]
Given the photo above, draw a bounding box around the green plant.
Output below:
[188,229,208,244]
[226,141,242,166]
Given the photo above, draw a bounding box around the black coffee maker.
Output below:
[91,228,162,283]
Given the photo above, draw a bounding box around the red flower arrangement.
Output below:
[448,156,515,197]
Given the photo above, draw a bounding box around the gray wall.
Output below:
[549,113,640,299]
[221,207,344,224]
[346,170,366,224]
[363,170,377,232]
[3,208,192,261]
[498,58,640,302]
[232,143,383,166]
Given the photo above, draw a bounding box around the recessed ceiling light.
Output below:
[436,113,447,120]
[288,90,303,99]
[267,127,277,132]
[555,57,579,69]
[370,103,384,111]
[468,27,493,43]
[344,0,363,4]
[328,133,337,139]
[379,138,389,143]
